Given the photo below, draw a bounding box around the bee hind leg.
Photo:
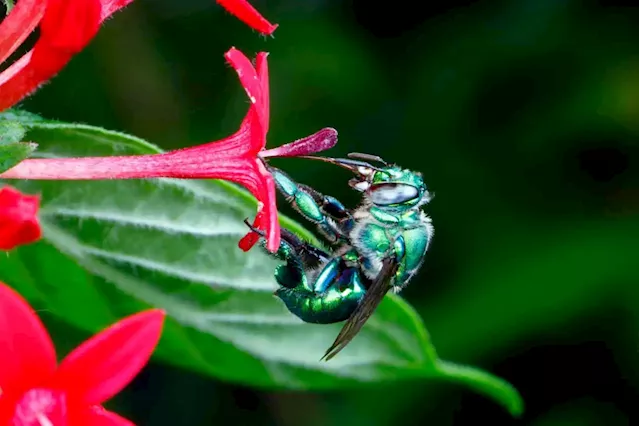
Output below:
[244,219,330,289]
[272,229,330,290]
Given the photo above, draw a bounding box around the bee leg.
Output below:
[275,257,366,324]
[269,166,355,244]
[297,183,356,238]
[244,219,330,289]
[274,229,332,290]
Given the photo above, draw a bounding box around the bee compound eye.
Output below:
[370,184,419,205]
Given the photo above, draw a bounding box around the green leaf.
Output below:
[0,120,26,145]
[0,120,37,173]
[0,109,522,415]
[2,0,14,14]
[432,361,524,417]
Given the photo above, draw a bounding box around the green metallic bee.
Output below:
[245,153,433,361]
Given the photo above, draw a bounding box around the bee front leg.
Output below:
[269,166,354,244]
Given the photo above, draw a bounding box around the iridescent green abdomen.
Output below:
[275,259,366,324]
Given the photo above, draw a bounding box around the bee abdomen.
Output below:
[275,273,365,324]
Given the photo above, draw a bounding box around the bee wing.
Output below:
[320,256,399,361]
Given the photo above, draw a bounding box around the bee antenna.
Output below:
[297,155,386,172]
[347,152,388,166]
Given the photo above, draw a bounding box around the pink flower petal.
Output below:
[73,406,135,426]
[37,0,101,54]
[55,309,165,405]
[255,161,279,252]
[0,53,44,111]
[99,0,136,22]
[0,282,56,395]
[237,159,279,252]
[216,0,278,35]
[11,388,68,426]
[261,128,338,158]
[0,186,42,250]
[0,0,101,111]
[237,221,261,251]
[0,398,13,425]
[0,0,134,112]
[0,0,46,65]
[225,47,268,138]
[255,52,270,134]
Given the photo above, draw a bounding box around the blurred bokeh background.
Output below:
[11,0,638,424]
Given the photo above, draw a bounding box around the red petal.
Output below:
[225,48,260,107]
[0,52,37,111]
[11,388,68,426]
[24,0,102,88]
[99,0,136,22]
[72,406,135,426]
[0,282,56,395]
[216,0,278,35]
[225,47,269,144]
[237,160,279,252]
[0,0,46,65]
[261,128,338,158]
[38,0,101,54]
[0,0,104,111]
[255,52,270,134]
[237,209,262,251]
[54,309,165,405]
[0,398,12,424]
[237,231,261,251]
[0,185,42,251]
[256,162,279,252]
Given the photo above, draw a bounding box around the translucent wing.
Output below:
[320,256,399,361]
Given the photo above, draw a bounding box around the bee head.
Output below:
[299,153,432,210]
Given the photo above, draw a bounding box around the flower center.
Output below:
[11,388,67,426]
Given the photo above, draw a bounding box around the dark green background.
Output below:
[10,0,639,424]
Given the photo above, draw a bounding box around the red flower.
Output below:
[0,0,131,111]
[0,281,165,426]
[0,185,41,250]
[0,0,277,111]
[216,0,278,35]
[0,48,338,253]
